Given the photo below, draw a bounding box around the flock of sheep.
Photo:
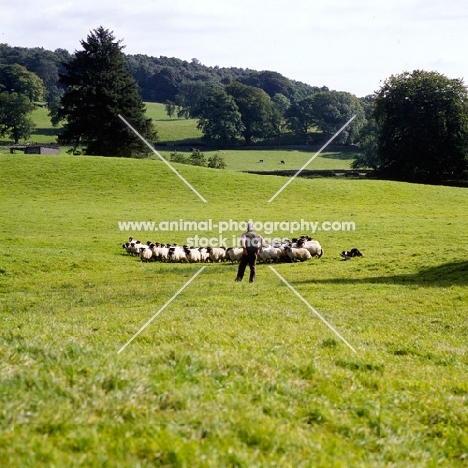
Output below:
[121,236,324,264]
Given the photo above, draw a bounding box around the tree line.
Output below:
[0,32,368,148]
[169,79,366,146]
[1,27,467,183]
[0,42,322,112]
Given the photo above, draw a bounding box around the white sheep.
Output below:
[298,239,324,258]
[207,247,226,262]
[285,246,312,262]
[168,247,187,263]
[226,247,243,263]
[158,247,169,262]
[128,241,143,256]
[260,246,281,263]
[198,248,209,262]
[258,249,271,263]
[184,247,201,263]
[139,246,153,262]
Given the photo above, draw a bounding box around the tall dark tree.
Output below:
[144,67,183,102]
[373,70,468,182]
[285,94,317,143]
[352,117,380,170]
[226,82,280,145]
[272,93,291,131]
[194,88,244,144]
[175,80,223,118]
[58,27,156,156]
[311,91,365,145]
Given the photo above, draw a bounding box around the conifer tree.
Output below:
[58,26,156,156]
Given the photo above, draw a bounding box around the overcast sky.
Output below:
[2,0,468,97]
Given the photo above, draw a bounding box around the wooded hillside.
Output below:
[0,43,328,106]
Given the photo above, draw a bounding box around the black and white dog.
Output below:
[340,248,363,260]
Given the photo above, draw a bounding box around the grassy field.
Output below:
[156,148,356,172]
[144,102,203,145]
[144,103,352,171]
[0,106,62,148]
[0,103,354,171]
[1,153,467,466]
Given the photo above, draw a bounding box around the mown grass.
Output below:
[1,154,467,466]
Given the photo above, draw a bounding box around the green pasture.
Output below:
[144,102,203,145]
[156,148,356,171]
[122,102,356,171]
[1,153,467,466]
[1,103,354,172]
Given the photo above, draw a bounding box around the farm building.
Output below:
[24,145,60,155]
[9,145,60,155]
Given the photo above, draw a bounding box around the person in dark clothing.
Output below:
[235,220,264,283]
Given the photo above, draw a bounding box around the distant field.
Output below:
[146,102,356,171]
[0,102,357,171]
[144,102,203,145]
[0,107,62,149]
[0,102,201,151]
[157,148,356,171]
[1,154,467,466]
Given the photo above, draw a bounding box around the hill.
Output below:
[1,154,467,466]
[0,43,327,107]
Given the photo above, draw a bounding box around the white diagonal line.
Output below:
[268,114,357,202]
[117,266,206,354]
[118,114,207,203]
[268,266,357,354]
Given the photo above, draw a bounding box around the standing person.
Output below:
[235,220,264,283]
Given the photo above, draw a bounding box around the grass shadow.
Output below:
[295,260,468,287]
[320,151,359,160]
[154,137,205,147]
[32,127,61,138]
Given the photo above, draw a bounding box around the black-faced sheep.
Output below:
[285,246,312,262]
[198,248,210,263]
[184,247,202,263]
[206,246,226,262]
[139,246,153,262]
[259,246,281,263]
[226,247,243,263]
[168,247,187,263]
[297,238,324,258]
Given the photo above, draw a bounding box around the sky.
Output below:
[2,0,468,97]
